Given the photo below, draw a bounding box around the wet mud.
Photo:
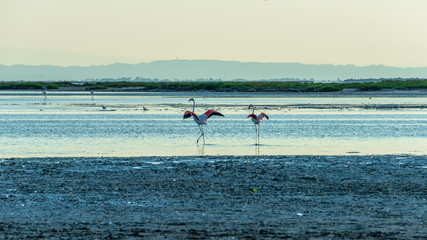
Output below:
[0,155,426,239]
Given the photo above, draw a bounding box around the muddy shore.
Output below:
[1,155,426,239]
[2,89,426,111]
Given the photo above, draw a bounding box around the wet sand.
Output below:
[1,155,426,239]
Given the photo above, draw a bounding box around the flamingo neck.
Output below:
[192,99,195,112]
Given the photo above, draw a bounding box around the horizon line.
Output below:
[1,59,426,69]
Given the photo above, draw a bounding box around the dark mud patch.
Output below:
[1,155,426,239]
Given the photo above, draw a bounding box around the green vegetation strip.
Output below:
[0,80,426,92]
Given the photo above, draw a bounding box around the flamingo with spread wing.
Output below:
[248,104,269,145]
[183,98,224,143]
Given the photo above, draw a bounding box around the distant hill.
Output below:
[1,60,427,82]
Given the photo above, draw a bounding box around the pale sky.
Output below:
[1,0,427,67]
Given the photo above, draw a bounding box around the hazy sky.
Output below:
[1,0,427,67]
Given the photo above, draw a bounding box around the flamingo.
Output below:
[247,104,269,145]
[183,98,224,143]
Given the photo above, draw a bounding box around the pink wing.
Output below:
[247,113,257,120]
[203,110,224,119]
[260,113,269,120]
[183,111,199,121]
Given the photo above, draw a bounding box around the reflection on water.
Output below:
[255,144,260,156]
[1,110,425,157]
[197,144,205,156]
[0,92,426,157]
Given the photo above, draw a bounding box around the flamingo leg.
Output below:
[197,125,205,144]
[197,125,202,143]
[201,125,205,143]
[254,124,258,145]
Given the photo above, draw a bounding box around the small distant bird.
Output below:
[183,98,224,143]
[203,91,209,99]
[248,104,269,145]
[101,105,106,110]
[142,106,148,111]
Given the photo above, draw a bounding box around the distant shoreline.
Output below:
[1,80,426,94]
[1,88,426,98]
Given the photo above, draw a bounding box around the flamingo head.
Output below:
[189,98,195,102]
[248,104,253,109]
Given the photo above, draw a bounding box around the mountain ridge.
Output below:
[1,60,427,81]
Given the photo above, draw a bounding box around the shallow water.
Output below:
[0,92,426,157]
[1,91,427,106]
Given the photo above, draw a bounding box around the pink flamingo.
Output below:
[183,98,224,143]
[247,104,269,145]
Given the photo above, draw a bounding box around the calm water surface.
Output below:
[0,92,426,157]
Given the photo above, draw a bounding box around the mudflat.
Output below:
[1,155,426,239]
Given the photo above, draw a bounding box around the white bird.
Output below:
[183,98,224,143]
